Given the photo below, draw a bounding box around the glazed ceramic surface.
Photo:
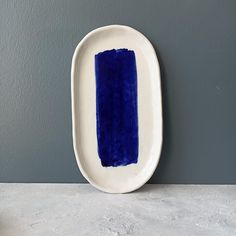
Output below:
[71,25,162,193]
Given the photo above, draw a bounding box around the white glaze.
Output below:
[71,25,162,193]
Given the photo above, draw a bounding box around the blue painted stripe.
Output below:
[95,49,138,167]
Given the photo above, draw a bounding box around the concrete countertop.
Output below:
[0,184,235,236]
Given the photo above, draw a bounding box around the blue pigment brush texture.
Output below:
[95,49,138,167]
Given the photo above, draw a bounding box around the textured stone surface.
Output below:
[0,184,235,236]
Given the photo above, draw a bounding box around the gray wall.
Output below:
[1,0,236,183]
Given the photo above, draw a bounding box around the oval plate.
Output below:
[71,25,162,193]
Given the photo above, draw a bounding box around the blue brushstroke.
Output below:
[95,49,139,167]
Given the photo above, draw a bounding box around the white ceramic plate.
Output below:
[71,25,162,193]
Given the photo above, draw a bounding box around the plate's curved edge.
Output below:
[71,25,163,193]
